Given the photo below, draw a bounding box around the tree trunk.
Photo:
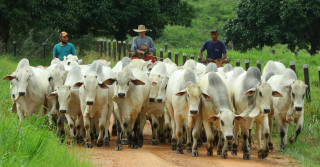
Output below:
[309,41,319,56]
[0,16,10,54]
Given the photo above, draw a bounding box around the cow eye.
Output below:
[221,120,224,126]
[292,92,295,98]
[16,78,19,81]
[259,91,262,97]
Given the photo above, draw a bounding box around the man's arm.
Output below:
[53,45,58,59]
[71,44,77,56]
[131,37,138,52]
[146,37,155,52]
[199,49,206,63]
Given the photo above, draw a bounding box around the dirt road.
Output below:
[79,121,299,167]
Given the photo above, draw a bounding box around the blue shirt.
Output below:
[53,43,76,60]
[131,36,155,52]
[200,40,226,60]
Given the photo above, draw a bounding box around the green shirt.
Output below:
[53,43,76,60]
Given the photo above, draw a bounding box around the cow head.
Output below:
[284,80,307,112]
[48,85,76,113]
[208,110,246,141]
[156,75,169,103]
[48,67,68,90]
[245,82,282,118]
[148,74,161,102]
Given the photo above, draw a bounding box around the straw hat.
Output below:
[133,25,152,32]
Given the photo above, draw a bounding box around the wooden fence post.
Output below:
[183,53,187,65]
[295,50,298,56]
[245,60,250,70]
[123,41,126,57]
[236,59,240,66]
[272,48,275,55]
[165,43,168,52]
[168,50,172,61]
[103,40,107,57]
[175,52,179,65]
[13,41,16,57]
[303,64,311,102]
[160,48,163,61]
[108,40,111,57]
[290,61,296,73]
[112,39,116,61]
[256,60,261,72]
[42,43,46,59]
[128,42,132,57]
[118,41,122,61]
[190,54,194,60]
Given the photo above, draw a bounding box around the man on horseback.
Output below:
[130,25,156,63]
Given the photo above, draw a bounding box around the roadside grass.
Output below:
[0,55,92,167]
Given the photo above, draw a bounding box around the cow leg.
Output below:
[83,116,92,148]
[256,123,263,158]
[75,116,83,144]
[132,117,140,149]
[16,103,25,122]
[104,110,112,146]
[221,137,229,159]
[96,115,107,147]
[203,120,214,156]
[151,114,159,145]
[217,131,223,155]
[175,118,184,154]
[112,112,117,136]
[167,105,177,151]
[268,111,274,150]
[289,114,303,143]
[164,108,172,143]
[115,119,122,151]
[261,115,270,159]
[158,115,166,144]
[56,113,65,141]
[139,106,147,148]
[191,116,201,157]
[242,127,251,160]
[65,114,75,144]
[186,123,192,153]
[232,123,240,155]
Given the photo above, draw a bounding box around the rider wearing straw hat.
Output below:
[131,25,156,63]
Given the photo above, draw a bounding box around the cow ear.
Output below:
[244,88,256,96]
[99,83,109,89]
[208,115,220,123]
[48,91,57,98]
[73,82,83,88]
[78,59,82,64]
[3,75,15,81]
[235,115,246,122]
[272,91,283,97]
[48,76,53,82]
[104,78,116,85]
[131,79,145,85]
[201,92,212,101]
[175,88,187,96]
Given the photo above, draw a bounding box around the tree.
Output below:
[224,0,320,55]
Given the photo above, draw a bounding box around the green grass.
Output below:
[0,55,92,167]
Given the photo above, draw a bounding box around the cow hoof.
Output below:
[85,143,93,148]
[280,144,286,150]
[104,141,110,146]
[192,151,199,157]
[115,144,122,151]
[221,153,228,159]
[183,145,186,150]
[171,145,177,150]
[268,142,274,150]
[176,149,184,154]
[207,150,213,156]
[131,145,139,149]
[187,148,192,153]
[231,150,238,155]
[151,140,158,145]
[96,142,103,147]
[121,140,128,145]
[243,154,251,160]
[289,137,294,144]
[138,143,143,148]
[217,150,222,155]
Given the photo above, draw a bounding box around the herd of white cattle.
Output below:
[3,54,307,160]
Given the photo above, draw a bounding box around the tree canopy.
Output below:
[224,0,320,55]
[0,0,194,53]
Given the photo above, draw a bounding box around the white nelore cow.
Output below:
[48,63,84,143]
[3,58,48,121]
[147,61,168,145]
[104,66,150,150]
[261,60,286,82]
[201,72,246,158]
[267,69,307,149]
[73,60,113,148]
[63,54,82,66]
[232,67,282,159]
[165,69,207,156]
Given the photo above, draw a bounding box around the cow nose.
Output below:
[59,110,66,113]
[295,107,302,111]
[118,93,125,98]
[68,62,71,65]
[157,99,162,103]
[226,135,233,141]
[190,110,198,114]
[264,109,270,113]
[19,92,25,96]
[149,98,155,102]
[86,101,94,105]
